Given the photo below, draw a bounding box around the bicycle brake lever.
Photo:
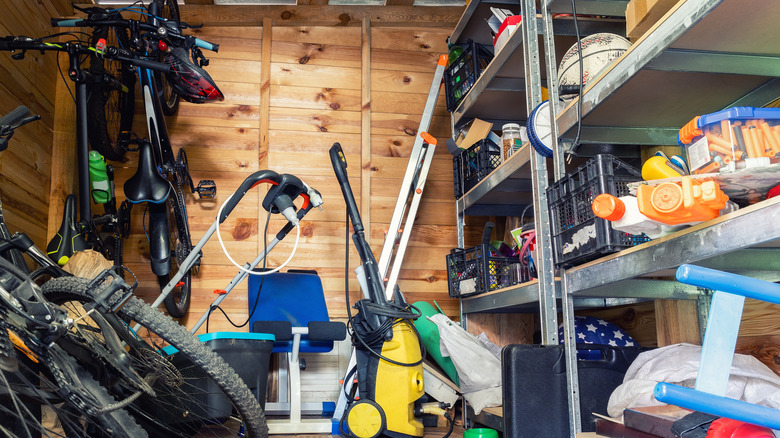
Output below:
[179,21,203,30]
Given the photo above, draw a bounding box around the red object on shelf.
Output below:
[492,15,522,52]
[706,418,774,438]
[766,183,780,199]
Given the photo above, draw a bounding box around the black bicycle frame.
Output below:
[134,66,177,276]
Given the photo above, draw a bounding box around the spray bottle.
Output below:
[592,194,684,238]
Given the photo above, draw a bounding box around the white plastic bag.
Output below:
[429,313,502,414]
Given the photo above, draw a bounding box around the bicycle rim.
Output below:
[41,277,268,438]
[87,25,136,161]
[159,190,192,318]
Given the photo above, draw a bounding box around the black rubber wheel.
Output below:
[87,25,136,161]
[153,0,181,116]
[159,187,192,318]
[41,276,268,438]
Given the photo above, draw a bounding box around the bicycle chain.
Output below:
[0,319,18,372]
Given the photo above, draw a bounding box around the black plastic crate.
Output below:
[446,244,531,298]
[444,41,494,112]
[546,154,650,268]
[453,138,501,198]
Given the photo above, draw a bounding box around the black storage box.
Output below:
[502,343,643,436]
[546,154,650,268]
[444,40,494,112]
[453,138,501,199]
[446,243,530,298]
[160,331,274,425]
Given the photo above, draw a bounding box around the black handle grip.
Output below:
[118,54,170,73]
[0,105,30,130]
[105,47,171,73]
[219,170,281,223]
[329,143,363,232]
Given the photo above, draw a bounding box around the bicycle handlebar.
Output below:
[50,16,219,53]
[0,37,170,73]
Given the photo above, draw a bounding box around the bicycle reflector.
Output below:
[165,46,224,103]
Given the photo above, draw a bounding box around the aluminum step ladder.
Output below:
[332,54,448,426]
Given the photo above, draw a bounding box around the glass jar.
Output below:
[501,123,523,161]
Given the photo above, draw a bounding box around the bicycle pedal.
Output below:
[196,180,216,199]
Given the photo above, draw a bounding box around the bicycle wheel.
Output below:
[153,0,181,116]
[41,276,268,438]
[88,24,136,161]
[1,315,148,437]
[159,184,192,318]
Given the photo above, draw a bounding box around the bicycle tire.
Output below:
[41,276,268,438]
[159,185,192,318]
[87,24,136,161]
[153,0,181,116]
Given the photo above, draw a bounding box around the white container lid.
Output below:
[502,123,522,131]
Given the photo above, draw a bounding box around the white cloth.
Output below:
[429,314,502,414]
[607,343,780,418]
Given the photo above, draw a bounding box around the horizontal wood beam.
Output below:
[178,4,464,26]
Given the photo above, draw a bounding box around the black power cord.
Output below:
[205,209,271,333]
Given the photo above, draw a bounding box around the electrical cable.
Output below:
[338,204,426,368]
[205,209,271,333]
[569,0,584,158]
[215,192,300,276]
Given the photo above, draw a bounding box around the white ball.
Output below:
[557,33,631,89]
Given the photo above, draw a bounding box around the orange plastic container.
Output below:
[636,176,729,225]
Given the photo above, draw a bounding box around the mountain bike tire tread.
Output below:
[40,276,268,438]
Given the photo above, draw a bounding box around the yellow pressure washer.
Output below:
[329,143,429,438]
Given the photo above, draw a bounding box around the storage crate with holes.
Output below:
[452,138,502,198]
[444,40,494,112]
[547,154,650,268]
[446,244,531,298]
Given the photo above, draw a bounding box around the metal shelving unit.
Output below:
[449,0,560,431]
[452,0,558,348]
[536,0,780,435]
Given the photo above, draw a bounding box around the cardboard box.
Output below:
[626,0,681,41]
[454,118,500,151]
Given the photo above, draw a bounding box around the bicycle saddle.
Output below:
[46,194,87,266]
[123,141,171,204]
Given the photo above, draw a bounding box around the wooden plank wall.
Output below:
[87,5,464,335]
[0,0,72,250]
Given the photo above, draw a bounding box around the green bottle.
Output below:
[88,150,112,204]
[447,43,464,66]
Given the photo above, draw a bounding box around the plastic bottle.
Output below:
[592,194,684,238]
[88,150,112,204]
[501,123,523,161]
[447,44,464,66]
